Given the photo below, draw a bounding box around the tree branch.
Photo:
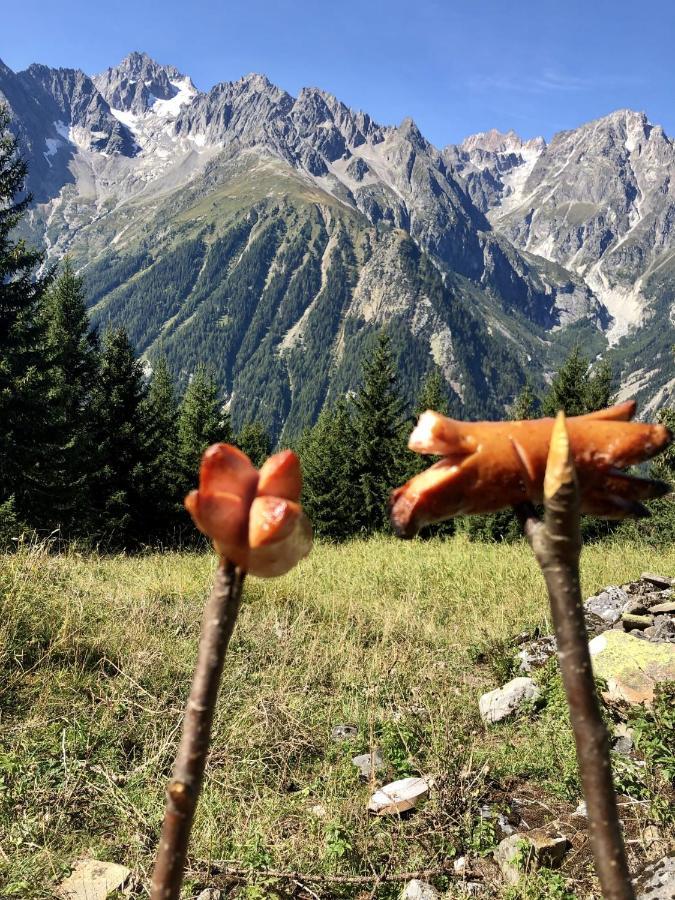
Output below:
[516,413,635,900]
[151,559,246,900]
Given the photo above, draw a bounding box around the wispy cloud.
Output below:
[467,69,645,95]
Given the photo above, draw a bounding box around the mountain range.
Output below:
[2,51,673,439]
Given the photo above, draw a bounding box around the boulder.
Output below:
[58,859,131,900]
[197,892,223,900]
[400,879,440,899]
[458,885,487,897]
[589,630,675,704]
[584,586,630,624]
[634,853,675,899]
[479,677,540,724]
[495,828,570,885]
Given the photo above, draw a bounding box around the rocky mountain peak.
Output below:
[396,116,429,151]
[461,128,521,154]
[93,51,196,115]
[237,72,275,92]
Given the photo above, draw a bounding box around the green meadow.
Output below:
[1,537,673,898]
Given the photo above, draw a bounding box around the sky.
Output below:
[2,0,674,147]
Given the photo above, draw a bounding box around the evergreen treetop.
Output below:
[0,105,53,520]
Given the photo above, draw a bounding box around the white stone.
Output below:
[400,879,440,899]
[479,677,540,724]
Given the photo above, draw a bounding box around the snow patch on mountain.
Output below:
[152,77,197,117]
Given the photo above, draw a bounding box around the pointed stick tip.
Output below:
[544,410,575,499]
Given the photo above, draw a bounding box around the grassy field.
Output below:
[1,536,673,899]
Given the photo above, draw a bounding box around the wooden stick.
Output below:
[151,559,245,900]
[516,411,634,900]
[205,862,460,885]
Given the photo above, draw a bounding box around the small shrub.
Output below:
[0,497,25,551]
[504,867,577,900]
[468,635,519,684]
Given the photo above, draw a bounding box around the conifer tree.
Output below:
[236,421,271,468]
[351,332,407,533]
[415,366,450,416]
[299,399,359,540]
[0,106,53,525]
[142,355,181,541]
[178,365,231,492]
[541,347,613,417]
[511,380,538,420]
[89,327,150,547]
[584,357,613,412]
[42,258,98,536]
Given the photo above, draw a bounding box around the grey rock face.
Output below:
[93,51,190,115]
[454,111,675,343]
[516,635,556,673]
[23,64,136,156]
[5,50,675,421]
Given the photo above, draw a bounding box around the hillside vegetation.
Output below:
[1,537,673,898]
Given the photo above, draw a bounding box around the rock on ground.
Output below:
[640,573,673,590]
[589,630,675,704]
[634,853,675,899]
[400,879,440,899]
[331,724,358,741]
[515,635,556,673]
[352,749,385,779]
[58,859,131,900]
[584,586,630,624]
[479,677,540,724]
[494,828,570,885]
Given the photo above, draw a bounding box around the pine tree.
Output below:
[141,355,181,542]
[415,366,450,416]
[0,106,53,525]
[299,399,360,540]
[351,332,407,533]
[178,365,231,492]
[236,421,271,468]
[89,327,150,548]
[511,380,538,420]
[541,348,613,417]
[584,358,613,412]
[541,347,590,417]
[42,258,98,536]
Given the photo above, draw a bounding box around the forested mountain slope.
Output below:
[2,51,672,435]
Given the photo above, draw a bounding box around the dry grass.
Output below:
[1,535,673,898]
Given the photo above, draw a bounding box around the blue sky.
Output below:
[2,0,673,146]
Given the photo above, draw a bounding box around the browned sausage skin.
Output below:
[390,401,673,538]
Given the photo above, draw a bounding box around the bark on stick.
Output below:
[517,412,635,900]
[151,559,245,900]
